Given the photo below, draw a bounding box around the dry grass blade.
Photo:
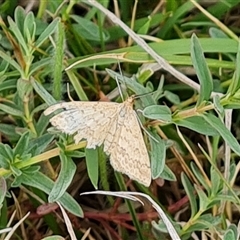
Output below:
[80,191,181,240]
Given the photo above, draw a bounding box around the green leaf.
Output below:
[227,41,240,94]
[35,110,51,136]
[213,95,224,115]
[226,224,239,240]
[0,50,22,74]
[18,171,83,217]
[195,185,210,211]
[0,144,13,163]
[71,15,108,42]
[137,16,151,35]
[85,148,99,189]
[17,78,32,100]
[28,133,54,155]
[202,113,240,155]
[0,103,23,118]
[0,154,9,169]
[106,69,155,107]
[210,167,222,196]
[191,34,213,105]
[223,229,236,240]
[48,151,76,202]
[29,57,52,76]
[175,115,219,136]
[31,77,57,105]
[150,133,166,179]
[14,6,25,34]
[186,214,221,233]
[23,11,35,44]
[158,165,176,181]
[163,90,180,105]
[10,165,22,176]
[52,21,64,101]
[142,105,172,122]
[0,124,20,142]
[8,16,28,54]
[35,18,59,48]
[42,236,65,240]
[191,162,210,195]
[0,177,7,206]
[13,131,29,158]
[0,79,17,91]
[66,150,85,158]
[181,173,197,218]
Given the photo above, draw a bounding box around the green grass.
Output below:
[0,0,240,239]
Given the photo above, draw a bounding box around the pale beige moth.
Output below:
[44,96,151,186]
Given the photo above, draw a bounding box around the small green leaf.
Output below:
[191,162,210,195]
[29,57,52,76]
[0,50,22,74]
[142,105,172,122]
[195,185,209,211]
[226,224,238,240]
[106,69,155,106]
[175,115,219,136]
[164,90,180,105]
[13,131,29,158]
[71,15,108,41]
[0,124,21,142]
[191,34,213,105]
[213,95,224,115]
[42,236,65,240]
[0,144,13,162]
[181,173,197,218]
[8,16,28,54]
[28,134,54,156]
[66,150,85,158]
[186,214,221,233]
[17,78,32,100]
[52,21,64,101]
[158,165,176,181]
[209,27,229,38]
[223,229,235,240]
[31,77,57,105]
[202,113,240,155]
[150,133,166,179]
[0,103,23,118]
[227,41,240,94]
[48,151,76,202]
[0,177,7,205]
[0,79,17,91]
[0,154,9,169]
[210,167,222,196]
[18,171,83,217]
[10,165,22,176]
[35,18,59,48]
[23,11,35,43]
[85,148,99,189]
[14,6,25,34]
[138,17,151,35]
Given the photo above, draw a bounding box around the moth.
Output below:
[44,96,151,186]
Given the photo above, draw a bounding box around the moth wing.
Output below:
[105,105,151,186]
[44,101,119,148]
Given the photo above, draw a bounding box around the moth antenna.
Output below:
[116,60,129,101]
[135,111,159,143]
[115,75,124,102]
